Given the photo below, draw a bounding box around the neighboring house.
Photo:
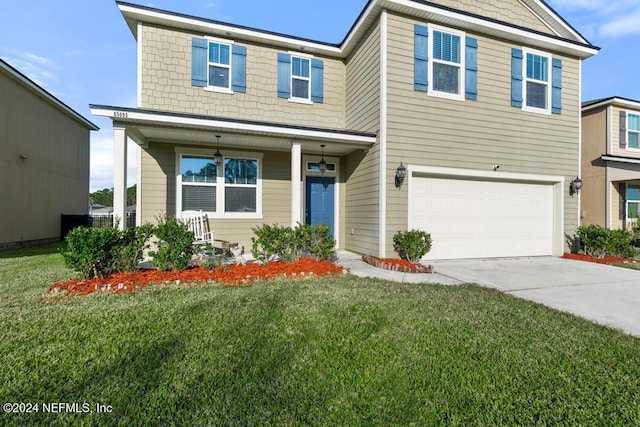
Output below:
[91,0,597,260]
[581,97,640,231]
[0,59,98,248]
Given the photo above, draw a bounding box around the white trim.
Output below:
[90,106,376,145]
[114,126,128,231]
[302,154,340,249]
[428,25,466,102]
[137,22,143,108]
[288,98,313,105]
[578,59,582,226]
[583,97,640,113]
[626,111,640,151]
[136,144,142,226]
[204,86,234,95]
[206,39,233,91]
[522,47,552,115]
[607,105,613,154]
[601,155,640,165]
[407,165,565,257]
[291,142,302,227]
[118,0,597,61]
[290,55,312,102]
[379,10,388,258]
[175,147,263,219]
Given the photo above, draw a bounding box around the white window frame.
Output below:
[627,184,640,220]
[627,112,640,151]
[176,147,263,219]
[289,51,313,105]
[205,37,234,94]
[522,47,552,115]
[428,25,465,101]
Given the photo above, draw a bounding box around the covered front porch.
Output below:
[90,105,376,250]
[601,155,640,230]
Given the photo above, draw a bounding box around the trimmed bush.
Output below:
[251,223,336,263]
[393,229,432,264]
[149,215,195,271]
[61,223,154,279]
[576,224,635,258]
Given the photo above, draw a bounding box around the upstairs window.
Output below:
[277,53,324,103]
[208,42,231,90]
[524,52,550,111]
[628,113,640,149]
[431,30,462,96]
[291,57,311,100]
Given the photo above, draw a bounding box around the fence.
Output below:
[91,213,136,229]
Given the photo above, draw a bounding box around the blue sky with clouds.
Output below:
[1,1,639,192]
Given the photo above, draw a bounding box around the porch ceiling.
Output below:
[90,105,376,156]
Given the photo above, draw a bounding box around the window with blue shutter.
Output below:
[191,37,246,93]
[512,48,561,114]
[278,53,324,103]
[628,113,640,149]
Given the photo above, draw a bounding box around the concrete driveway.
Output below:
[431,257,640,337]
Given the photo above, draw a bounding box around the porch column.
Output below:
[113,126,128,230]
[291,141,302,227]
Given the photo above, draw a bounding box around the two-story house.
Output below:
[91,0,597,260]
[581,97,640,231]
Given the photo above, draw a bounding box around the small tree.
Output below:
[393,229,432,264]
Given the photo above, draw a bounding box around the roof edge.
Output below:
[583,97,640,112]
[0,58,99,131]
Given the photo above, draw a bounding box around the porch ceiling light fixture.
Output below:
[569,176,583,196]
[318,144,328,174]
[214,135,223,168]
[395,162,407,189]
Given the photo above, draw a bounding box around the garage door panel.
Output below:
[409,176,555,260]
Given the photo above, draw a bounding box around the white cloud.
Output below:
[205,2,218,8]
[600,8,640,36]
[90,131,137,193]
[2,51,57,87]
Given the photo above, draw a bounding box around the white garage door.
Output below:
[409,176,555,260]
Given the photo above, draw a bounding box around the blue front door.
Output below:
[305,177,335,237]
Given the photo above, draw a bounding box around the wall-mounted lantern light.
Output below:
[395,162,407,188]
[214,135,223,168]
[318,144,328,174]
[569,176,583,196]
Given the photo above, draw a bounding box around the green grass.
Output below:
[1,244,639,425]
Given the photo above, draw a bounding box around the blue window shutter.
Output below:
[620,111,627,148]
[511,48,523,107]
[551,58,562,114]
[414,25,428,92]
[231,45,246,93]
[465,36,478,100]
[311,59,324,103]
[191,37,207,87]
[277,53,291,99]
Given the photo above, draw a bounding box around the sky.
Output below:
[1,0,639,193]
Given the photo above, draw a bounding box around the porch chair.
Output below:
[179,210,215,258]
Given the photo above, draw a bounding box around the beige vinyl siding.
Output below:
[580,107,607,227]
[430,0,554,35]
[0,72,90,246]
[610,105,640,158]
[611,181,624,230]
[140,24,345,130]
[140,142,291,250]
[384,13,581,255]
[344,144,380,256]
[346,19,381,133]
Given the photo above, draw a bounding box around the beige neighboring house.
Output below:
[0,59,98,248]
[581,97,640,230]
[92,0,598,260]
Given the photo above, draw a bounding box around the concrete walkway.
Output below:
[337,252,640,337]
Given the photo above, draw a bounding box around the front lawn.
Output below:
[1,243,639,425]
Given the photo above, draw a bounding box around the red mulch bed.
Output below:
[49,258,344,296]
[362,254,433,273]
[561,253,638,265]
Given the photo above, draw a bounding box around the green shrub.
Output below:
[295,223,336,261]
[149,215,195,271]
[576,224,635,258]
[393,229,432,264]
[61,223,153,279]
[251,223,336,263]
